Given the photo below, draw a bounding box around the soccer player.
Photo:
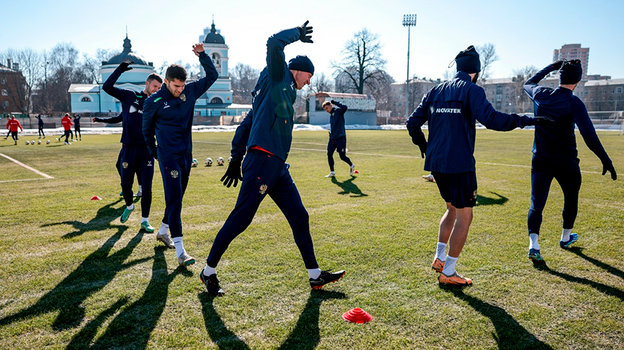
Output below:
[5,115,22,145]
[95,59,163,233]
[73,115,82,141]
[143,43,218,267]
[322,100,356,177]
[523,60,617,262]
[407,45,540,286]
[200,21,345,296]
[36,114,45,139]
[60,113,73,144]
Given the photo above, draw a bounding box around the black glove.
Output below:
[330,100,337,105]
[297,20,313,43]
[221,158,242,188]
[417,141,426,158]
[119,59,134,72]
[551,60,564,70]
[602,161,617,180]
[532,115,555,126]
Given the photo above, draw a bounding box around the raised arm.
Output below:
[93,114,122,124]
[184,44,219,100]
[331,100,348,113]
[102,60,135,101]
[524,61,563,100]
[267,21,312,82]
[471,86,535,131]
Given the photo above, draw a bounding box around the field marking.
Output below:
[0,152,54,181]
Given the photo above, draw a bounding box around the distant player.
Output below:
[5,115,22,145]
[36,114,45,139]
[407,45,540,286]
[143,43,218,267]
[201,21,345,297]
[73,115,82,141]
[95,59,163,233]
[60,113,73,144]
[523,60,617,262]
[322,100,356,177]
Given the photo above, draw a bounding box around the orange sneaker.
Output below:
[438,272,472,286]
[431,258,445,273]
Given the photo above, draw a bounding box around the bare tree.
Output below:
[308,73,333,94]
[364,69,394,112]
[231,63,259,104]
[477,43,498,81]
[333,29,387,94]
[511,65,539,113]
[0,48,44,113]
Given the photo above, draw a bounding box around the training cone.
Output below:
[91,195,102,200]
[342,308,372,324]
[354,170,359,174]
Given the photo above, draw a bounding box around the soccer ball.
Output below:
[228,156,232,163]
[191,158,199,167]
[205,157,213,167]
[46,140,50,144]
[38,140,41,144]
[31,140,35,145]
[25,141,29,145]
[217,157,225,166]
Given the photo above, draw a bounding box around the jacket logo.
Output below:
[163,102,170,109]
[122,162,129,169]
[435,108,462,114]
[259,184,268,195]
[147,161,153,167]
[171,170,179,179]
[180,94,186,102]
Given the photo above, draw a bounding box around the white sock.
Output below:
[308,268,321,279]
[561,228,572,242]
[138,185,142,192]
[141,217,148,223]
[203,264,216,277]
[173,237,185,257]
[435,242,447,261]
[127,204,134,210]
[158,223,169,235]
[529,233,540,250]
[441,256,458,276]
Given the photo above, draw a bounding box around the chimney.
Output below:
[7,59,11,69]
[12,63,19,71]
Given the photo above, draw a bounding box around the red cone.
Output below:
[342,308,372,323]
[91,195,102,200]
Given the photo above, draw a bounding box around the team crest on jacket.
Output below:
[180,93,186,102]
[259,184,268,195]
[171,170,179,179]
[147,161,153,167]
[122,162,129,169]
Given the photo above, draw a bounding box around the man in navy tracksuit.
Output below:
[407,46,539,286]
[143,43,218,267]
[96,60,162,233]
[523,60,617,263]
[322,100,356,177]
[73,115,82,141]
[36,115,45,139]
[200,21,345,296]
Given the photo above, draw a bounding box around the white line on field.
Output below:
[0,152,54,180]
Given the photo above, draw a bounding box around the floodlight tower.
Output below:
[403,14,417,118]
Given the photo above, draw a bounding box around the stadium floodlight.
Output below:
[403,14,417,118]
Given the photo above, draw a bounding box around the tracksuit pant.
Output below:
[38,127,45,138]
[159,155,192,238]
[327,136,352,172]
[119,145,154,218]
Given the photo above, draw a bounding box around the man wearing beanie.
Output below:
[407,45,540,286]
[523,60,617,263]
[200,21,345,296]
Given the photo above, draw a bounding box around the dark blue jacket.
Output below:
[247,27,300,161]
[329,101,347,140]
[36,115,43,127]
[407,72,535,173]
[100,65,149,147]
[74,116,80,128]
[142,52,218,161]
[524,63,611,163]
[230,110,253,162]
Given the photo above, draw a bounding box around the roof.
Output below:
[584,78,624,86]
[0,64,18,73]
[68,84,99,93]
[103,35,150,66]
[203,22,225,44]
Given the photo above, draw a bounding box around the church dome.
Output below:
[104,35,151,66]
[203,22,225,44]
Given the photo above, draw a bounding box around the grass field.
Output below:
[0,129,622,349]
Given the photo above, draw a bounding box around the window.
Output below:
[81,96,92,102]
[1,101,8,109]
[1,89,7,96]
[210,97,223,104]
[0,78,6,85]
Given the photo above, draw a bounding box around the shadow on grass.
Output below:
[532,260,624,301]
[74,246,192,349]
[0,229,150,331]
[41,198,125,239]
[278,289,347,350]
[331,176,368,197]
[442,286,553,349]
[567,247,624,280]
[198,293,251,350]
[476,192,508,206]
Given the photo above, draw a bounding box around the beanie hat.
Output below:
[455,45,481,74]
[560,60,582,84]
[288,55,314,75]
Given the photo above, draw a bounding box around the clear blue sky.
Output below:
[1,0,622,81]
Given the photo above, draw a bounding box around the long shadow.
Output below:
[278,289,347,350]
[442,287,553,349]
[65,297,129,349]
[567,247,624,281]
[0,229,150,330]
[331,176,368,197]
[476,191,508,206]
[532,260,624,301]
[82,246,191,349]
[198,293,251,349]
[41,198,125,239]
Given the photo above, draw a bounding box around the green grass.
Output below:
[0,129,622,349]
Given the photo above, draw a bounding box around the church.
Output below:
[69,21,250,121]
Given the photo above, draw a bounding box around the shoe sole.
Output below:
[438,279,472,286]
[528,255,543,262]
[156,236,174,249]
[200,274,225,296]
[141,227,155,233]
[311,271,346,290]
[560,239,578,249]
[179,258,195,267]
[432,266,443,273]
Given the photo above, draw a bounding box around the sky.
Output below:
[1,0,623,82]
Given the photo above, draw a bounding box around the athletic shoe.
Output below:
[528,248,544,262]
[325,171,335,178]
[310,270,345,289]
[156,232,174,249]
[119,191,123,197]
[422,174,435,182]
[200,272,225,296]
[140,221,155,233]
[560,233,579,249]
[134,190,142,198]
[120,206,134,223]
[177,251,195,267]
[431,258,445,273]
[438,272,472,286]
[349,164,356,176]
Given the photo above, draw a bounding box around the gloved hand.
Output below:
[221,158,242,188]
[417,141,426,158]
[533,115,555,126]
[602,160,617,180]
[551,60,564,70]
[119,59,134,72]
[330,100,337,105]
[297,20,313,43]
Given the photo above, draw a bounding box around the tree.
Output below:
[333,29,387,94]
[511,65,539,113]
[308,73,333,94]
[363,70,394,112]
[477,43,498,82]
[0,48,44,113]
[230,63,259,104]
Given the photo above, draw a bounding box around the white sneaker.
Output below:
[177,251,195,267]
[156,233,174,249]
[349,164,356,176]
[325,171,335,178]
[134,190,142,197]
[422,174,435,182]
